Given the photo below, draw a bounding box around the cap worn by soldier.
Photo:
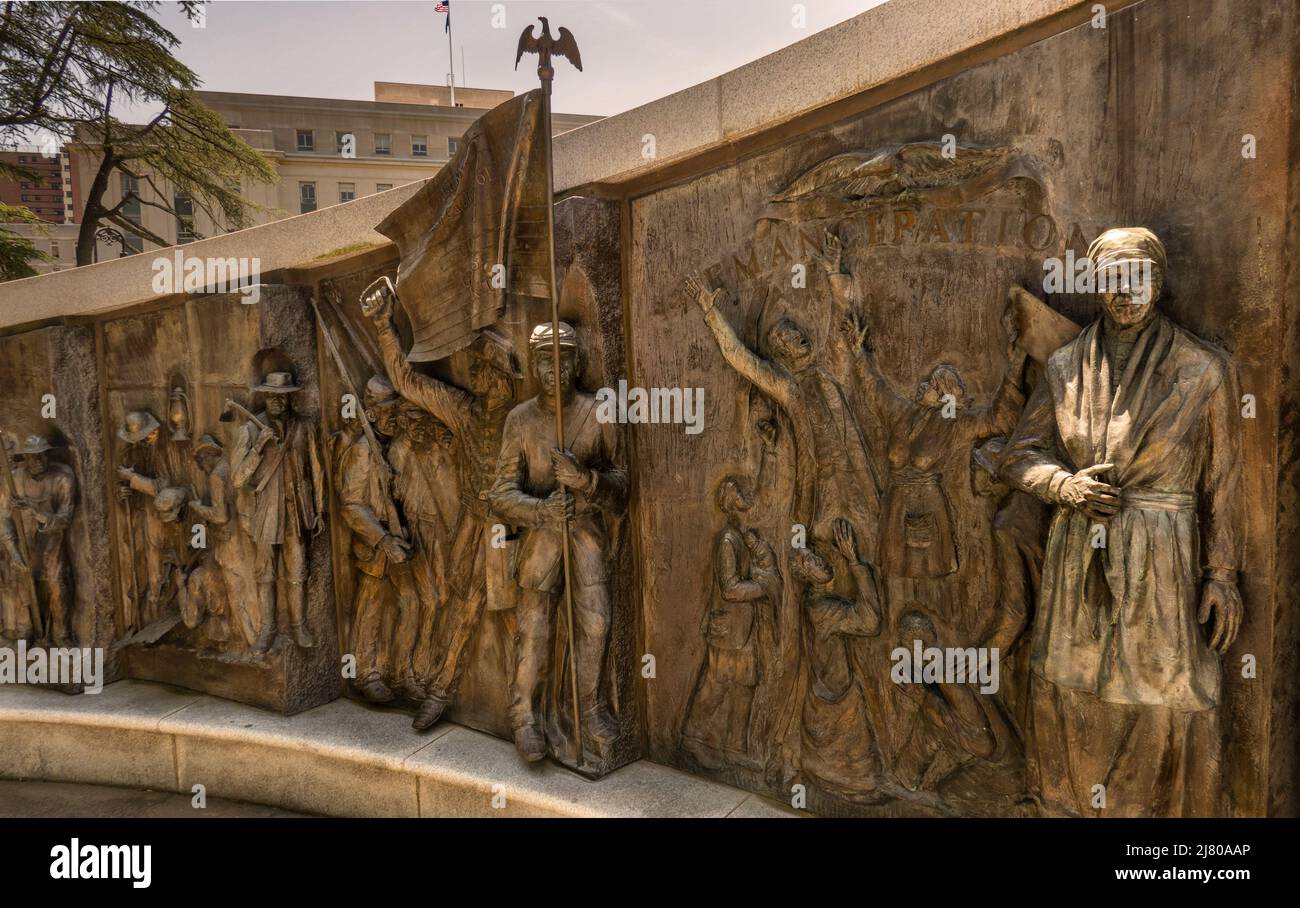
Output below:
[528,321,579,353]
[118,410,162,444]
[254,371,302,394]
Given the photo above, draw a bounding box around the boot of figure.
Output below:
[287,580,314,648]
[250,582,277,653]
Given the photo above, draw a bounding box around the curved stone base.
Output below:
[0,681,794,818]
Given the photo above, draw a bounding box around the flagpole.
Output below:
[446,2,456,106]
[540,74,586,770]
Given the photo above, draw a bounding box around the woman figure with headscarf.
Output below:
[1001,227,1242,817]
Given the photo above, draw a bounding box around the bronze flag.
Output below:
[376,89,551,362]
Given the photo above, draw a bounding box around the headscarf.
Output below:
[1087,226,1167,283]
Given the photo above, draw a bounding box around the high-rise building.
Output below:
[0,146,80,273]
[0,147,72,223]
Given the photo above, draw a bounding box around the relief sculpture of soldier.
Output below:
[334,376,421,702]
[361,277,520,730]
[389,402,462,695]
[1001,227,1243,817]
[230,370,326,653]
[0,435,77,645]
[489,322,628,764]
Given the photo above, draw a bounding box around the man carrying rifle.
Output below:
[230,370,325,653]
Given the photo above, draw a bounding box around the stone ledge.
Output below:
[0,184,418,331]
[0,681,797,818]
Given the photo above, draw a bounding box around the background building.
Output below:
[0,146,79,273]
[68,83,601,262]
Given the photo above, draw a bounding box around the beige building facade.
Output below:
[71,82,599,262]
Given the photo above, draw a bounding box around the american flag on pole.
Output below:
[436,0,450,31]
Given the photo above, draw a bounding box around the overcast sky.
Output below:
[147,0,891,118]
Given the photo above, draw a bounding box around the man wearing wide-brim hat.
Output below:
[1003,227,1243,816]
[0,434,77,644]
[230,370,325,652]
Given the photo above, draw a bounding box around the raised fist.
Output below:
[360,276,397,323]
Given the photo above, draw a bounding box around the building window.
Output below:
[296,129,314,152]
[50,241,59,259]
[411,135,428,157]
[447,137,459,156]
[175,192,195,243]
[375,183,392,193]
[300,182,317,213]
[374,133,391,156]
[339,182,355,203]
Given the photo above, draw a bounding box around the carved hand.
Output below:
[1,540,24,571]
[1058,463,1120,520]
[551,448,589,490]
[540,489,575,526]
[380,534,411,565]
[359,277,396,323]
[116,482,133,502]
[683,274,726,313]
[839,310,870,352]
[1198,578,1243,653]
[255,425,278,451]
[831,517,860,563]
[756,418,779,450]
[820,228,844,274]
[744,529,776,571]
